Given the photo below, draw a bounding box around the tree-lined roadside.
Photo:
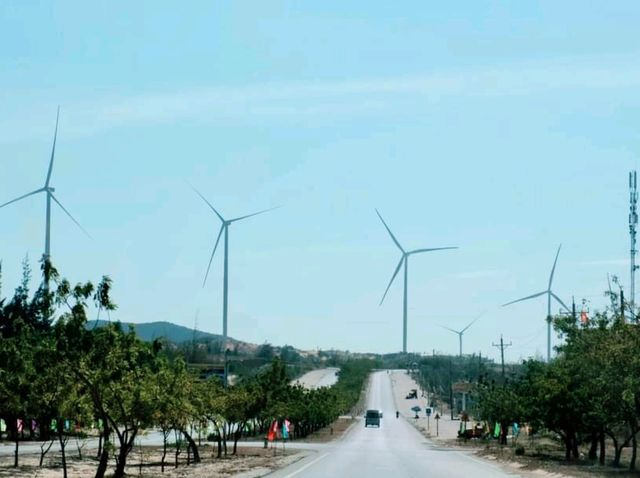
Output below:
[0,260,377,478]
[475,290,640,471]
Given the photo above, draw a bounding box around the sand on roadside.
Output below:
[0,445,309,478]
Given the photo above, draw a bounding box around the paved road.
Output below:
[268,371,521,478]
[292,367,339,389]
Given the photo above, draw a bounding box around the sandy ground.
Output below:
[388,369,460,442]
[0,445,309,478]
[292,367,339,389]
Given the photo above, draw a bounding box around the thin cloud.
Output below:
[3,56,640,142]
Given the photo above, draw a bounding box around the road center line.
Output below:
[282,452,330,478]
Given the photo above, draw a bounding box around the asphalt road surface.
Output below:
[268,371,521,478]
[292,367,339,389]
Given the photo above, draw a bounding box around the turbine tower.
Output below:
[439,313,483,357]
[193,187,277,340]
[376,209,458,354]
[0,107,88,286]
[502,244,569,362]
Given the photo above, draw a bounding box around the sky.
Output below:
[1,1,640,361]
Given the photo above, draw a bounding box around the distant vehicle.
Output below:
[405,389,418,399]
[365,409,381,427]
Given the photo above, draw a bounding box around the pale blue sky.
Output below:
[1,1,639,360]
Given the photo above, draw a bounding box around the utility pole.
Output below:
[572,297,577,322]
[492,335,512,377]
[630,171,638,318]
[449,358,454,420]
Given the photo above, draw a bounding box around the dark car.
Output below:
[365,409,381,427]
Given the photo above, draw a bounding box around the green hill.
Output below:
[86,320,223,343]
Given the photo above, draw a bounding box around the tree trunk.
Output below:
[612,435,622,468]
[233,423,245,455]
[94,421,111,478]
[181,428,201,463]
[216,434,222,458]
[39,439,54,467]
[113,429,137,478]
[161,430,168,473]
[571,433,579,460]
[599,432,606,465]
[14,432,19,468]
[588,433,598,460]
[58,431,68,478]
[631,433,638,471]
[174,429,181,468]
[499,421,508,446]
[564,433,572,461]
[113,443,129,478]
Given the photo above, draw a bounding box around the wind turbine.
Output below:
[193,187,277,340]
[502,244,569,362]
[0,107,88,286]
[439,313,483,357]
[376,209,458,354]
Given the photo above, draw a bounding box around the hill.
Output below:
[86,320,223,343]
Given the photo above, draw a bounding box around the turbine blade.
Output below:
[438,324,460,334]
[203,225,224,287]
[45,106,60,187]
[380,256,404,305]
[548,244,562,289]
[50,193,91,238]
[229,205,281,223]
[191,186,225,223]
[502,290,547,307]
[461,315,481,333]
[409,246,458,255]
[551,292,570,312]
[375,209,404,253]
[0,188,45,209]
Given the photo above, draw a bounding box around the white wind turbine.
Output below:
[193,187,277,340]
[376,209,458,353]
[439,313,483,357]
[502,244,569,361]
[0,108,89,286]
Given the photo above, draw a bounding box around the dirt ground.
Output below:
[0,445,308,478]
[0,417,354,477]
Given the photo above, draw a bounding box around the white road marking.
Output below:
[282,452,330,478]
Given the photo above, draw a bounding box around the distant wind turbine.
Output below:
[439,313,484,357]
[193,187,278,340]
[0,107,89,286]
[502,244,569,362]
[376,209,458,354]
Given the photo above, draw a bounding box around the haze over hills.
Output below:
[86,320,226,344]
[85,320,367,360]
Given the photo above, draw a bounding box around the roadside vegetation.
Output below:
[475,293,640,472]
[0,260,376,478]
[401,285,640,473]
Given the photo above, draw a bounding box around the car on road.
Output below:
[365,409,381,427]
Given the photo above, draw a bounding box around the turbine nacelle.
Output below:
[502,244,568,361]
[375,208,458,353]
[0,107,88,266]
